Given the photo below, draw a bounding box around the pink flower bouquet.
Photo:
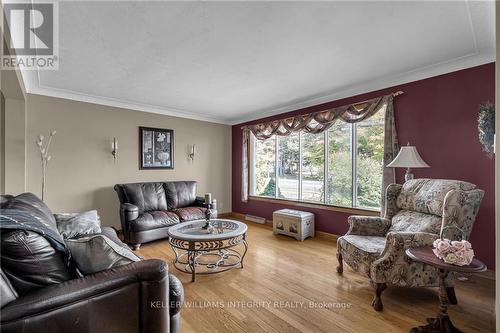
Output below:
[432,238,474,266]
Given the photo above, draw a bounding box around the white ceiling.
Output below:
[17,1,495,124]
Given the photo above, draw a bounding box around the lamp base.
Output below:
[404,168,414,182]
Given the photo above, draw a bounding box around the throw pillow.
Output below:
[65,235,141,275]
[54,210,102,239]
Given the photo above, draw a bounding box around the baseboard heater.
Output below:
[245,214,266,224]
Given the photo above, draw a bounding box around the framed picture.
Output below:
[139,127,174,169]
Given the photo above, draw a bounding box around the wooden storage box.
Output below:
[273,209,315,241]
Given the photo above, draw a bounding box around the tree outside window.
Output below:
[252,108,385,210]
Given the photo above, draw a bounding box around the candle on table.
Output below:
[204,193,212,205]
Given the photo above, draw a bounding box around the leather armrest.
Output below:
[120,203,139,221]
[194,196,206,207]
[1,259,168,322]
[100,226,128,249]
[168,274,184,315]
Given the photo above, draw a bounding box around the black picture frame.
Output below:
[139,126,174,169]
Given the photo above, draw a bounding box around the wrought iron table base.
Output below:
[169,235,248,282]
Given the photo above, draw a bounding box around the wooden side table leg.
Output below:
[410,269,462,333]
[437,269,449,318]
[446,287,458,305]
[435,269,461,332]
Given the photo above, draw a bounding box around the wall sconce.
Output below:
[111,138,118,161]
[188,144,196,161]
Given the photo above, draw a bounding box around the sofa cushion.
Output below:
[396,179,476,216]
[4,193,58,230]
[65,235,141,275]
[337,235,386,277]
[164,181,197,209]
[171,207,207,222]
[54,210,102,239]
[388,210,442,234]
[120,183,168,213]
[129,211,180,232]
[1,230,72,295]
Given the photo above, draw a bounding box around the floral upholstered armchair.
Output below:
[336,179,484,311]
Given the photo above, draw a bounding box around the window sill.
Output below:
[248,195,380,216]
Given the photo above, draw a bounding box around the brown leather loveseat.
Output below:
[114,181,211,249]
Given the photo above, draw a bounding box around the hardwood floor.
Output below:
[136,220,495,333]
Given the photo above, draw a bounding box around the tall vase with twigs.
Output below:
[36,130,56,201]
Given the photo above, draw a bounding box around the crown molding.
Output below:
[27,85,231,124]
[226,51,495,125]
[22,51,494,126]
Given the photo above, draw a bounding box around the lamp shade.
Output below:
[387,146,430,168]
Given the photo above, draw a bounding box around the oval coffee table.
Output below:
[167,219,248,282]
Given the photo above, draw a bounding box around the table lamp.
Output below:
[387,143,430,182]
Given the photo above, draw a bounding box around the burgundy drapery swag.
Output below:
[241,94,398,213]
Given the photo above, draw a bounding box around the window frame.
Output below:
[249,122,382,213]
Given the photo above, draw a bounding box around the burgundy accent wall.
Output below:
[232,63,496,269]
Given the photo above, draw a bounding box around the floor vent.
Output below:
[245,214,266,224]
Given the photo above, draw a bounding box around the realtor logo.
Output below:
[1,1,59,70]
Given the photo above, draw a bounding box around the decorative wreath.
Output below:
[478,102,495,158]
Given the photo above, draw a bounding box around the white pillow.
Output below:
[54,210,101,239]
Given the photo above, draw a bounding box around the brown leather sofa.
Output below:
[114,181,211,249]
[0,193,184,333]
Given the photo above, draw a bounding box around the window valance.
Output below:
[241,93,399,211]
[242,94,391,140]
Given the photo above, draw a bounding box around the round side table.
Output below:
[405,247,486,333]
